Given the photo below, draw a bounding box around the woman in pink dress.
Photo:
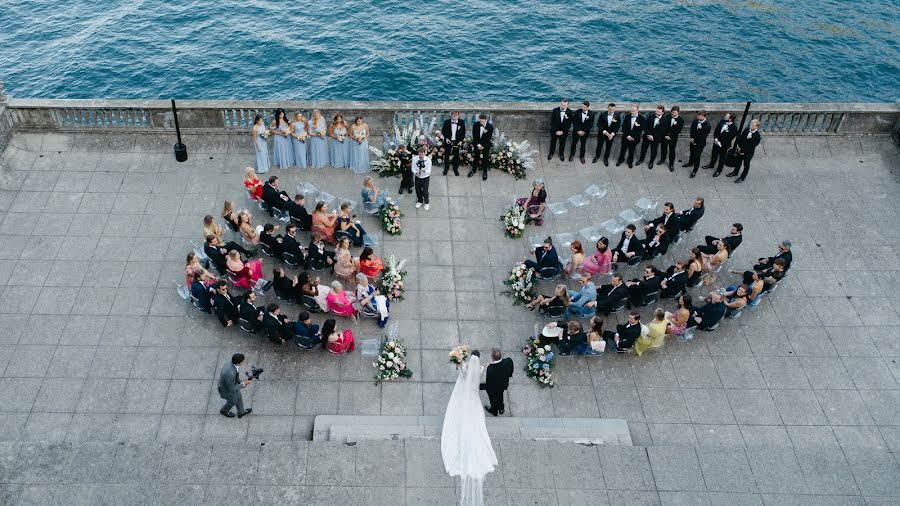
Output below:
[666,294,693,337]
[325,280,358,319]
[321,319,355,354]
[333,237,358,281]
[582,237,612,276]
[184,252,216,287]
[225,250,263,290]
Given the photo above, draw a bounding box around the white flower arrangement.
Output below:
[260,129,271,140]
[501,262,536,305]
[489,128,536,180]
[380,200,403,235]
[378,253,407,301]
[501,204,528,239]
[374,337,412,383]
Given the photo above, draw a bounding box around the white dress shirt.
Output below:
[412,155,432,178]
[450,121,459,141]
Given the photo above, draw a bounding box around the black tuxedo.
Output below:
[262,183,291,213]
[212,291,239,327]
[754,250,791,272]
[595,283,628,315]
[471,122,494,177]
[480,357,514,414]
[290,205,312,231]
[238,301,263,332]
[595,111,621,162]
[648,212,682,242]
[441,118,466,173]
[733,128,762,180]
[638,113,668,166]
[699,233,742,255]
[679,206,705,232]
[569,109,595,160]
[603,322,642,352]
[627,274,662,306]
[686,119,711,173]
[612,231,641,263]
[617,114,644,166]
[642,232,670,258]
[262,312,291,344]
[660,114,684,167]
[204,242,228,274]
[708,120,737,171]
[282,233,305,262]
[660,269,688,298]
[549,107,573,159]
[260,231,283,257]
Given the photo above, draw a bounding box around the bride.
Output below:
[440,352,498,506]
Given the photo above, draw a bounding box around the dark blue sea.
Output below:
[0,0,897,101]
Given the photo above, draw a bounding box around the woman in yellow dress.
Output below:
[634,308,669,356]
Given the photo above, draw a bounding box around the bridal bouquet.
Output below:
[448,345,470,366]
[522,337,555,387]
[490,129,536,180]
[280,125,291,136]
[354,132,366,142]
[380,200,403,235]
[298,131,309,142]
[501,204,528,239]
[260,129,271,140]
[378,254,407,301]
[337,133,346,142]
[501,262,536,305]
[374,338,413,383]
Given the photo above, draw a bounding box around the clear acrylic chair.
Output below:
[554,232,575,249]
[618,208,641,224]
[297,181,318,197]
[567,194,589,208]
[634,197,658,221]
[527,235,544,252]
[600,218,624,236]
[272,208,290,223]
[583,184,608,200]
[316,191,336,207]
[579,226,603,244]
[190,241,208,262]
[363,233,381,247]
[547,202,568,217]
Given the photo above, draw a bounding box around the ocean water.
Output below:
[0,0,897,102]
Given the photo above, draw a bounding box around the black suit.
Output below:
[238,301,263,332]
[708,120,737,171]
[205,242,228,274]
[648,212,682,242]
[660,114,684,167]
[290,205,312,231]
[548,107,573,159]
[262,183,292,213]
[686,119,711,173]
[569,109,594,160]
[626,275,662,307]
[212,291,239,327]
[699,233,742,255]
[594,112,620,163]
[732,127,761,180]
[679,206,705,232]
[660,270,688,299]
[260,231,283,257]
[754,250,791,272]
[480,357,514,414]
[603,322,642,352]
[612,232,641,263]
[617,114,644,166]
[638,113,668,166]
[471,122,494,178]
[441,118,466,174]
[595,283,628,315]
[642,232,670,258]
[262,312,291,344]
[282,233,305,263]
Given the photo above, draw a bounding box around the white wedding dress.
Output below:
[440,355,498,506]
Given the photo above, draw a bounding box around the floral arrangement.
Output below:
[430,130,476,166]
[501,204,528,239]
[260,129,271,140]
[378,254,407,301]
[380,200,403,235]
[280,124,291,136]
[490,129,536,180]
[448,345,470,366]
[369,115,478,176]
[337,133,346,142]
[374,337,412,383]
[298,131,309,142]
[501,262,536,305]
[522,337,555,387]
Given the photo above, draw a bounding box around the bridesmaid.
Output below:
[252,114,270,174]
[309,109,329,169]
[348,116,370,173]
[270,108,294,169]
[329,113,350,168]
[291,112,309,169]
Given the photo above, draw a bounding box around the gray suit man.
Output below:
[218,353,252,418]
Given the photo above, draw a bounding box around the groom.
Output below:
[479,348,514,416]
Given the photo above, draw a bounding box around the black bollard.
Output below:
[172,99,188,162]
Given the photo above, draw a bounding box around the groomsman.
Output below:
[616,105,643,168]
[637,105,667,169]
[704,112,737,176]
[469,114,494,181]
[660,105,684,171]
[683,111,711,178]
[441,110,466,176]
[569,101,594,163]
[727,119,761,183]
[547,99,572,161]
[593,103,620,165]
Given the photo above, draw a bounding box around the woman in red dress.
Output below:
[358,247,384,279]
[244,167,263,200]
[225,250,264,290]
[321,318,355,354]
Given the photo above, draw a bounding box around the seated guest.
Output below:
[602,311,642,352]
[698,223,743,255]
[660,260,689,299]
[634,308,669,357]
[666,294,693,338]
[562,240,585,277]
[262,303,293,345]
[358,247,384,279]
[262,175,293,212]
[516,178,547,225]
[237,291,264,332]
[203,215,225,243]
[211,280,239,328]
[582,237,612,276]
[307,233,336,270]
[334,237,359,280]
[204,235,229,274]
[298,272,327,311]
[754,240,792,272]
[321,318,355,355]
[221,201,242,232]
[746,271,764,303]
[293,311,321,349]
[225,250,266,291]
[723,284,749,317]
[625,266,662,308]
[679,197,705,232]
[272,267,298,302]
[526,284,569,315]
[611,225,641,264]
[355,273,389,328]
[594,274,628,315]
[260,222,284,257]
[643,202,681,242]
[244,167,263,200]
[686,248,704,286]
[290,194,313,231]
[701,240,729,284]
[189,273,212,313]
[312,201,338,244]
[337,201,368,247]
[641,224,670,259]
[185,252,216,287]
[524,237,560,274]
[361,176,387,210]
[282,223,306,264]
[759,258,787,292]
[238,211,261,245]
[565,272,597,319]
[687,291,726,332]
[547,320,586,356]
[587,317,605,354]
[326,280,358,319]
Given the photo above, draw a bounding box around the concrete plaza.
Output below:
[0,129,898,504]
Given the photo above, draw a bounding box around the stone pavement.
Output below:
[0,129,898,504]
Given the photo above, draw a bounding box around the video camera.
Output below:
[246,365,264,380]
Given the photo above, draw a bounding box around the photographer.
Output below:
[412,146,432,211]
[218,353,253,418]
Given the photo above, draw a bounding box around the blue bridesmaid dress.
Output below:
[292,121,309,169]
[272,120,295,169]
[255,127,270,174]
[309,119,329,169]
[330,125,350,168]
[349,126,370,173]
